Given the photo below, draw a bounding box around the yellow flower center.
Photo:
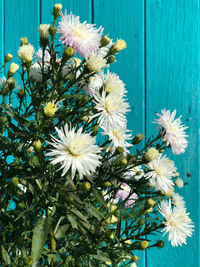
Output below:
[112,129,121,141]
[67,138,87,156]
[44,102,58,117]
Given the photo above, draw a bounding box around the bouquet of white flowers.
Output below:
[0,4,194,266]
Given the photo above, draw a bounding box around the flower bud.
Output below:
[63,46,74,59]
[82,182,91,191]
[12,177,19,186]
[8,63,19,76]
[38,24,50,43]
[7,77,15,90]
[104,181,112,187]
[107,55,115,64]
[124,239,132,245]
[146,198,156,207]
[81,116,88,122]
[86,54,106,73]
[156,240,164,248]
[139,218,145,225]
[33,140,42,151]
[130,263,137,267]
[140,240,149,249]
[144,147,159,162]
[92,125,99,134]
[110,39,127,54]
[49,26,57,37]
[100,35,110,47]
[4,53,13,63]
[109,233,114,239]
[132,133,145,145]
[53,3,62,19]
[17,89,25,98]
[121,158,127,165]
[105,215,118,224]
[24,256,33,265]
[20,37,28,46]
[144,207,153,214]
[0,116,7,124]
[115,146,124,154]
[175,178,184,188]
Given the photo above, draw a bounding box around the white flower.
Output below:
[126,165,144,181]
[54,3,62,11]
[38,24,50,40]
[158,199,194,247]
[84,73,103,96]
[101,125,132,154]
[171,193,185,208]
[18,44,34,63]
[30,62,43,82]
[8,63,19,75]
[154,109,188,155]
[91,91,130,128]
[86,52,106,72]
[145,147,160,162]
[145,155,176,193]
[57,11,103,58]
[104,71,126,95]
[46,124,102,179]
[175,178,184,188]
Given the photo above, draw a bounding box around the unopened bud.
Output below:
[144,147,159,162]
[24,256,33,265]
[12,177,19,186]
[116,146,124,154]
[64,46,74,60]
[20,37,28,46]
[139,218,145,225]
[110,39,126,54]
[121,158,127,165]
[4,53,13,63]
[49,26,57,37]
[146,198,156,207]
[82,182,91,191]
[104,181,112,187]
[107,55,115,64]
[53,3,62,19]
[81,116,88,122]
[8,63,19,76]
[38,24,50,43]
[92,125,99,134]
[132,133,145,144]
[7,77,15,90]
[0,116,7,124]
[100,35,110,47]
[140,240,149,249]
[17,89,25,98]
[105,215,118,224]
[175,178,184,188]
[33,140,42,151]
[156,240,164,248]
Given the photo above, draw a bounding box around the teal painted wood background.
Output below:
[0,0,199,266]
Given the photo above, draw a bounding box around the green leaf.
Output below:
[90,252,111,262]
[92,189,107,208]
[55,224,69,239]
[86,205,103,221]
[31,217,52,266]
[67,214,78,229]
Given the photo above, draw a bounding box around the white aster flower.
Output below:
[86,52,106,73]
[84,73,103,96]
[30,62,43,82]
[91,91,130,128]
[145,155,176,193]
[18,44,34,63]
[171,193,185,208]
[158,199,194,247]
[101,125,132,154]
[154,108,188,155]
[38,24,50,40]
[46,124,102,179]
[104,71,126,95]
[57,11,103,58]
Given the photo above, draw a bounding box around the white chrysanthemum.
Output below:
[101,125,132,154]
[30,62,43,82]
[57,11,103,58]
[171,193,185,208]
[145,155,176,193]
[84,73,103,96]
[154,109,188,155]
[18,44,34,63]
[86,52,106,72]
[104,71,126,95]
[158,199,194,247]
[91,91,130,128]
[46,124,102,179]
[126,165,144,181]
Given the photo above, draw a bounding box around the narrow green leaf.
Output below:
[55,224,69,239]
[92,189,107,208]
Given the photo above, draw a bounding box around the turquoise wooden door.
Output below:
[0,0,199,266]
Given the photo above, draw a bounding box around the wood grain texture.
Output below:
[0,0,4,73]
[93,1,146,266]
[146,0,199,266]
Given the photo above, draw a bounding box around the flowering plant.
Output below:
[0,4,194,266]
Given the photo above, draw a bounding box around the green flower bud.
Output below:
[104,181,112,187]
[33,140,42,151]
[7,77,15,90]
[115,146,124,154]
[107,55,115,64]
[82,182,91,191]
[109,39,127,54]
[12,177,19,186]
[17,89,25,98]
[53,3,62,19]
[4,53,13,63]
[156,240,164,248]
[121,158,127,165]
[20,37,28,46]
[83,95,89,103]
[49,26,57,37]
[146,198,156,207]
[100,35,110,47]
[64,46,74,58]
[92,125,99,134]
[0,116,7,124]
[24,256,33,265]
[140,240,149,249]
[132,133,145,144]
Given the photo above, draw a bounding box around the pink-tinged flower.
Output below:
[154,109,188,155]
[57,11,103,58]
[115,183,137,207]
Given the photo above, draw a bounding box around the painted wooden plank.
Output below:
[146,0,199,266]
[93,1,146,266]
[0,0,4,75]
[4,0,40,59]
